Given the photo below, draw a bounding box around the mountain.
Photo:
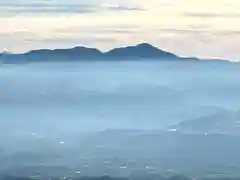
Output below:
[167,108,240,135]
[0,43,181,63]
[105,43,179,59]
[23,46,104,61]
[0,43,233,63]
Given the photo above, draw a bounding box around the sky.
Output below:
[0,0,239,60]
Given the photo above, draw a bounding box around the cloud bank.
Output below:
[0,1,144,14]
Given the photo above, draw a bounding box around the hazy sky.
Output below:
[0,0,239,60]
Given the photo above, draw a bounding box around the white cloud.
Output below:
[0,0,143,15]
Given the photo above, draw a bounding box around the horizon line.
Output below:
[0,43,234,61]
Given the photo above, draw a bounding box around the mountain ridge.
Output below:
[0,43,232,63]
[167,108,240,135]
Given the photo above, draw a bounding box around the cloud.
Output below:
[54,24,141,35]
[101,4,144,12]
[25,36,118,44]
[183,12,240,18]
[0,3,95,14]
[0,2,144,15]
[157,28,240,36]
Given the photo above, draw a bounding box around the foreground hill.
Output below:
[2,175,240,180]
[3,175,240,180]
[2,129,240,177]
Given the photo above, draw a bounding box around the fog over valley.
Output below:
[1,60,240,177]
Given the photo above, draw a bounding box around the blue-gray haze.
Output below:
[0,61,240,136]
[1,60,240,176]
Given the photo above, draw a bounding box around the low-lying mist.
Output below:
[1,60,240,177]
[1,61,240,135]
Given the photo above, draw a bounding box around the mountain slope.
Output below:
[105,43,179,59]
[168,108,240,135]
[0,43,180,63]
[0,43,233,63]
[24,46,104,61]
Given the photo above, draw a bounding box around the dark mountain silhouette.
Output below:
[105,43,179,59]
[0,43,181,63]
[24,46,104,61]
[0,43,233,63]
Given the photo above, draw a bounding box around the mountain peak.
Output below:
[1,43,183,63]
[136,43,156,48]
[106,43,179,59]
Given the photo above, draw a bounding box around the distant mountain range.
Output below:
[0,43,227,63]
[167,108,240,135]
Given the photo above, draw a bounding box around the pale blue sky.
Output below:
[0,0,239,60]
